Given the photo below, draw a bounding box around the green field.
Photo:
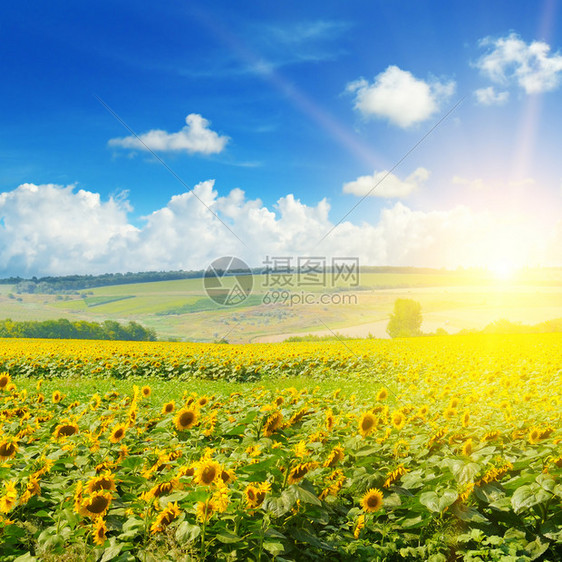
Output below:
[1,269,561,342]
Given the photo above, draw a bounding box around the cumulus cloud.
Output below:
[343,167,429,198]
[346,65,456,128]
[452,175,485,190]
[108,114,229,155]
[475,33,562,94]
[0,181,558,277]
[474,86,509,105]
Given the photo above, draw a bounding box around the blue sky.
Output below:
[1,1,561,276]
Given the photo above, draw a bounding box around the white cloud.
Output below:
[475,33,562,94]
[452,175,485,190]
[343,167,429,198]
[108,114,229,155]
[346,65,456,128]
[0,181,559,277]
[474,86,509,105]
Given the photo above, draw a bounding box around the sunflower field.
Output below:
[0,333,561,561]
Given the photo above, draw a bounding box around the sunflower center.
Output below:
[86,495,110,514]
[179,411,195,427]
[201,466,217,484]
[58,425,77,437]
[0,443,16,456]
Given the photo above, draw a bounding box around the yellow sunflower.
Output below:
[174,407,199,431]
[195,500,214,523]
[391,410,406,430]
[288,462,318,485]
[528,427,542,444]
[461,439,473,456]
[150,502,180,533]
[141,385,151,398]
[323,445,345,468]
[0,439,18,461]
[360,488,384,513]
[109,423,127,443]
[53,421,79,440]
[87,472,116,494]
[52,390,63,403]
[244,481,271,509]
[162,401,175,415]
[376,388,388,401]
[92,518,108,546]
[263,411,283,437]
[0,373,11,391]
[358,412,377,437]
[193,459,222,486]
[80,491,112,518]
[0,481,17,514]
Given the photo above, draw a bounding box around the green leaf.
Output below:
[14,554,37,562]
[263,540,285,555]
[294,484,322,506]
[419,489,458,512]
[511,484,549,513]
[216,531,241,544]
[100,542,123,562]
[175,521,201,544]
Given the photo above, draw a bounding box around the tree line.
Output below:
[0,319,157,341]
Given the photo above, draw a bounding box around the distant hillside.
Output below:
[1,265,516,294]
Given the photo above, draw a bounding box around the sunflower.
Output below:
[20,475,41,505]
[109,423,127,443]
[150,502,180,533]
[141,386,151,398]
[87,472,116,494]
[219,468,236,484]
[151,479,178,498]
[528,427,542,444]
[162,401,175,415]
[325,409,335,431]
[194,459,222,486]
[417,405,429,417]
[360,488,384,512]
[0,373,11,390]
[0,481,17,514]
[391,411,406,430]
[288,462,317,485]
[195,500,214,523]
[197,396,209,407]
[175,464,194,481]
[52,390,63,403]
[461,411,470,428]
[0,439,18,461]
[443,407,457,420]
[92,518,108,546]
[323,445,345,468]
[89,393,101,411]
[461,439,473,456]
[80,491,112,518]
[353,514,365,539]
[53,421,79,439]
[358,412,377,437]
[263,411,283,437]
[244,481,271,509]
[376,387,388,401]
[174,407,199,431]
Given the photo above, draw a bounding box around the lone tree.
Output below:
[386,298,423,338]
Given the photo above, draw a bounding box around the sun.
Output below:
[488,260,518,282]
